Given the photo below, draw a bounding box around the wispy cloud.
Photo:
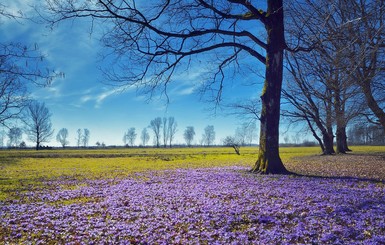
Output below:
[177,86,196,96]
[78,86,134,108]
[80,95,92,103]
[169,66,209,97]
[95,89,119,107]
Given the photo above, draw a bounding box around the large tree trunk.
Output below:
[336,126,346,154]
[334,86,346,154]
[252,0,290,174]
[341,126,351,152]
[316,105,335,155]
[322,132,335,155]
[334,85,352,153]
[336,127,351,153]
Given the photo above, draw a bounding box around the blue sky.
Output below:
[1,0,274,147]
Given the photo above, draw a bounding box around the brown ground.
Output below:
[288,152,385,181]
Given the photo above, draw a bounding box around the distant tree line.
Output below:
[348,124,385,145]
[122,117,223,148]
[1,104,256,149]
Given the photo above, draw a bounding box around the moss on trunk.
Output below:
[251,0,290,175]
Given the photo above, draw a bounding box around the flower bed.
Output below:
[1,167,385,244]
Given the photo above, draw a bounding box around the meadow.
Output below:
[1,146,385,244]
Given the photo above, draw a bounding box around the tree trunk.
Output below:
[334,85,352,153]
[336,126,346,154]
[341,126,351,152]
[325,94,335,155]
[309,113,334,155]
[305,117,325,153]
[336,127,351,153]
[232,145,240,155]
[361,82,385,131]
[36,131,40,151]
[313,116,334,155]
[306,119,334,155]
[251,0,290,174]
[322,132,335,155]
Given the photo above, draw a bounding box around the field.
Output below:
[1,146,385,244]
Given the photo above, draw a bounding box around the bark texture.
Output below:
[251,0,290,174]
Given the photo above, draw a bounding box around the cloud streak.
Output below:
[79,86,134,108]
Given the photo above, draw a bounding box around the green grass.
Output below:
[0,146,384,201]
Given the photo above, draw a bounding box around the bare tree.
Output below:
[202,125,215,146]
[7,127,22,147]
[234,122,258,146]
[283,52,336,155]
[124,127,137,147]
[284,0,380,154]
[76,128,82,147]
[149,117,162,148]
[223,136,240,155]
[24,101,54,150]
[344,0,385,130]
[82,128,90,147]
[19,141,26,148]
[184,126,195,147]
[162,117,169,148]
[167,117,177,147]
[43,0,302,174]
[312,0,364,153]
[141,128,150,146]
[0,130,5,147]
[235,126,247,147]
[56,128,69,148]
[159,116,178,147]
[245,121,257,146]
[122,132,127,146]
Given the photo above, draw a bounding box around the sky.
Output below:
[1,0,304,147]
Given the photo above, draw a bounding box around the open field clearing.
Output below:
[1,146,385,244]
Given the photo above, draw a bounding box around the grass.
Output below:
[1,145,384,201]
[0,146,316,201]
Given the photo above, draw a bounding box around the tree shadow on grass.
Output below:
[292,172,385,184]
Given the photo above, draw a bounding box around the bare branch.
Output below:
[226,98,261,121]
[227,0,268,24]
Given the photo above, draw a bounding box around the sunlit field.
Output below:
[1,146,385,244]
